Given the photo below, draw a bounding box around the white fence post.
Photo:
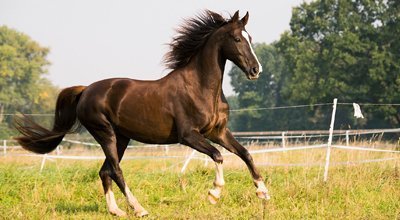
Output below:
[281,132,286,148]
[346,130,350,146]
[323,98,338,182]
[204,154,209,166]
[181,150,196,173]
[164,145,169,155]
[3,140,6,156]
[40,154,48,172]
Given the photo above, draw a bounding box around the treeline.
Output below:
[228,0,400,131]
[0,26,58,138]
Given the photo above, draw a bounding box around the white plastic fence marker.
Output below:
[181,150,196,173]
[3,140,6,156]
[346,130,350,146]
[352,103,364,118]
[40,154,48,172]
[323,98,338,182]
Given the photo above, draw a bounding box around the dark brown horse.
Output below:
[15,10,269,217]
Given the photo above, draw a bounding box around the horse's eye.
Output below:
[234,37,241,42]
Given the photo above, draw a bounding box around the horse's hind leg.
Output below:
[98,133,130,216]
[85,119,148,217]
[114,133,149,217]
[99,160,126,216]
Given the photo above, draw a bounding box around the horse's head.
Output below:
[220,11,262,80]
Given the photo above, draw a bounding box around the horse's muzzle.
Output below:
[247,66,261,80]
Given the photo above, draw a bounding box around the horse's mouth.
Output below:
[247,72,260,80]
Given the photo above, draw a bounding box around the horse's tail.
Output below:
[14,86,86,154]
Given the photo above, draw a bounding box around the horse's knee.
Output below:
[241,150,253,162]
[212,152,223,163]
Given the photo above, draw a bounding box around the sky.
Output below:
[0,0,306,96]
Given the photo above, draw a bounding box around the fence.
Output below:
[233,128,400,147]
[1,98,400,181]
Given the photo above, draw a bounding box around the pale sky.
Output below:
[0,0,305,95]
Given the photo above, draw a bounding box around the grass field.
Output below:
[1,145,399,219]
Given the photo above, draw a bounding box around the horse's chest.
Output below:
[200,113,219,133]
[200,106,228,136]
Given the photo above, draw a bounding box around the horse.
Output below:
[15,10,270,217]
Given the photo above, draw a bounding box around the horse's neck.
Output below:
[189,41,226,97]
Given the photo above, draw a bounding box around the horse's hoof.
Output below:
[135,209,149,217]
[256,191,271,200]
[208,191,219,205]
[110,208,127,217]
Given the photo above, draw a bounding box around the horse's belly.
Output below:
[120,125,178,144]
[116,111,178,144]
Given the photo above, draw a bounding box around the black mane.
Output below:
[164,10,229,70]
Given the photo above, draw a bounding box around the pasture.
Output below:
[1,142,399,219]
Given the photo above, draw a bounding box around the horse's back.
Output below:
[77,78,179,144]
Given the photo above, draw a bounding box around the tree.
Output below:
[0,26,57,138]
[276,0,400,129]
[228,43,289,131]
[229,0,400,131]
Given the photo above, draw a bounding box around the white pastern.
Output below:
[208,162,225,204]
[241,31,263,73]
[255,180,271,200]
[214,162,225,187]
[125,185,149,217]
[105,190,126,216]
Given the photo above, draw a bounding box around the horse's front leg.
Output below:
[208,161,225,204]
[209,129,270,200]
[179,130,225,204]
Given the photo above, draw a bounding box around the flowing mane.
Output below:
[164,10,229,70]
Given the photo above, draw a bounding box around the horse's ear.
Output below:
[241,11,249,26]
[231,10,240,22]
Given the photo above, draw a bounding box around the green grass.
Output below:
[1,149,399,219]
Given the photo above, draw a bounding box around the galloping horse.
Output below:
[15,10,269,217]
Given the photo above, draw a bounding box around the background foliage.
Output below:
[1,0,399,138]
[228,0,400,131]
[0,26,58,138]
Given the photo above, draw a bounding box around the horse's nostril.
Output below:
[251,67,258,75]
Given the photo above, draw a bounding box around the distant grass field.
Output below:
[1,146,399,219]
